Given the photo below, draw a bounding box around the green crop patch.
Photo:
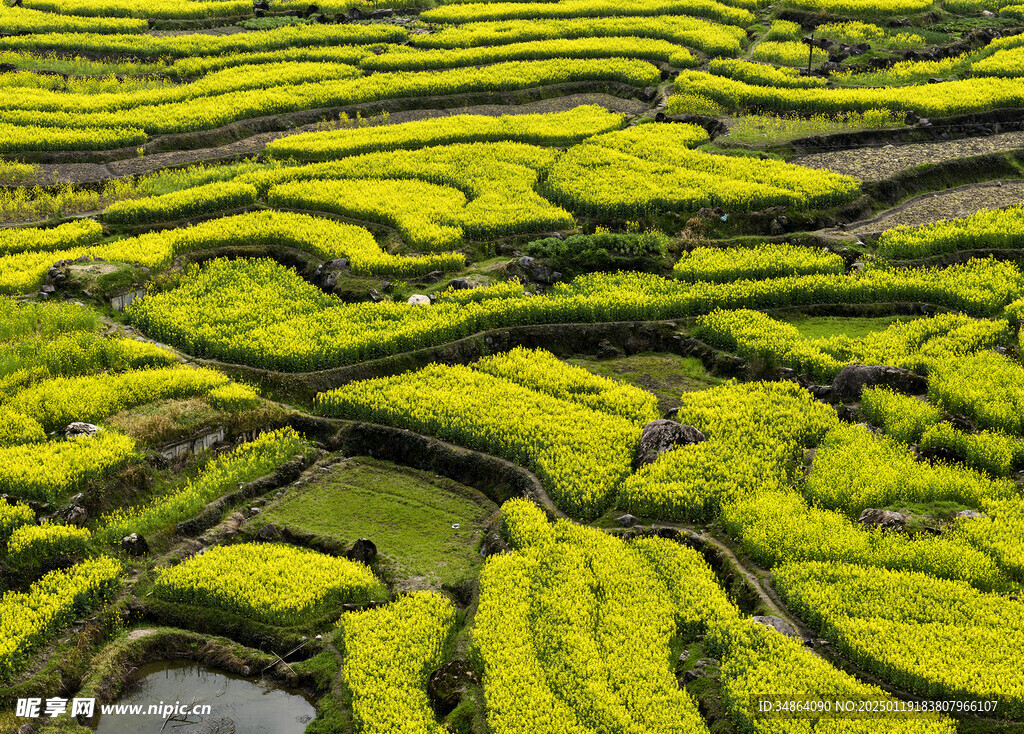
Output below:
[253,457,496,591]
[568,352,723,414]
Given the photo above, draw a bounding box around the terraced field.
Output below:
[1,0,1024,732]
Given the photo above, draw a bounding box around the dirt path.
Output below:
[36,93,648,185]
[639,521,814,637]
[793,129,1024,181]
[838,179,1024,235]
[527,473,812,639]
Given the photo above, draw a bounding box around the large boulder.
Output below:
[346,538,377,565]
[311,258,349,292]
[514,256,561,285]
[407,294,430,306]
[751,615,799,638]
[955,509,986,521]
[831,364,927,403]
[256,522,280,541]
[121,533,149,557]
[64,422,102,439]
[858,508,909,531]
[634,420,705,469]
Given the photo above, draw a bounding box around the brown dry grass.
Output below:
[107,397,288,446]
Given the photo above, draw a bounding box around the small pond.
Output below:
[90,660,316,734]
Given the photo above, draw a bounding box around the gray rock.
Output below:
[320,271,338,291]
[56,505,88,527]
[617,514,639,528]
[447,278,473,290]
[634,420,706,469]
[64,422,102,439]
[831,364,927,403]
[407,294,431,306]
[256,523,280,540]
[515,256,562,285]
[346,537,377,565]
[809,385,834,401]
[312,258,350,292]
[121,533,149,557]
[596,339,623,360]
[682,659,716,682]
[955,510,986,521]
[858,508,909,531]
[752,615,799,638]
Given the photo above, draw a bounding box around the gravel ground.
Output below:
[793,131,1024,181]
[839,179,1024,235]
